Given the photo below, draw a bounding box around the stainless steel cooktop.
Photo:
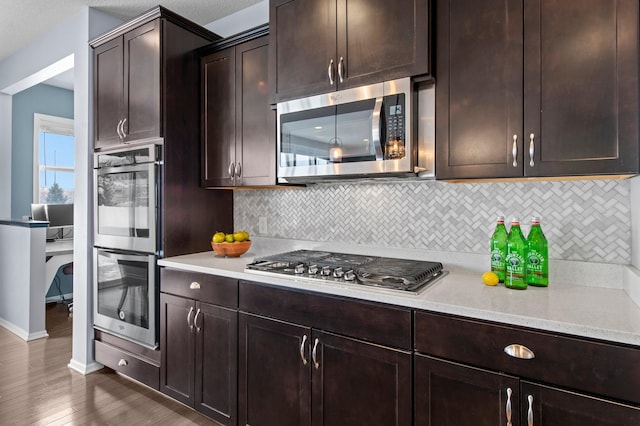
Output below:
[245,250,446,293]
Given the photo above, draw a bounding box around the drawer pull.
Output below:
[506,387,512,426]
[118,359,128,367]
[189,282,201,290]
[299,335,308,365]
[504,344,535,359]
[527,395,534,426]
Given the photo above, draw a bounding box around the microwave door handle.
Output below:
[372,97,384,160]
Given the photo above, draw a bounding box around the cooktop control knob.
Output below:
[294,264,305,274]
[344,270,356,281]
[308,264,319,275]
[321,266,332,276]
[333,267,344,278]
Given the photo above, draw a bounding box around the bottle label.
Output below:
[490,249,504,267]
[527,250,546,275]
[505,252,525,277]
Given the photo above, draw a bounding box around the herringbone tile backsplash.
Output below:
[234,179,631,264]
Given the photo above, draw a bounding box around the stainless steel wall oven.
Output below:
[93,141,162,348]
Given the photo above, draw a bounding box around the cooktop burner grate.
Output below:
[246,250,446,293]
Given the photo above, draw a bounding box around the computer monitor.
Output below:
[46,204,74,228]
[31,203,48,221]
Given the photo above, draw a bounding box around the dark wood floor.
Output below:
[0,303,218,425]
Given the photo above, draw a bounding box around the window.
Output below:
[33,113,74,204]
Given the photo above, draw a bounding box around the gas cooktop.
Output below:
[245,250,446,293]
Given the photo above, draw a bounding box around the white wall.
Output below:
[205,0,268,36]
[0,6,122,374]
[0,93,11,219]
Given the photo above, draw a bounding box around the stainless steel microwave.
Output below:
[276,78,434,183]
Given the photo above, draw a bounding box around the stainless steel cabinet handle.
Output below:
[299,335,308,365]
[121,118,127,139]
[235,162,242,178]
[527,395,534,426]
[187,306,195,331]
[512,134,518,167]
[504,344,535,359]
[506,388,512,426]
[228,162,235,178]
[328,59,335,86]
[118,359,128,367]
[194,308,201,332]
[529,133,535,167]
[189,281,201,290]
[312,338,320,369]
[338,57,345,83]
[116,119,124,140]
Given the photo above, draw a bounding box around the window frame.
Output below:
[32,113,74,204]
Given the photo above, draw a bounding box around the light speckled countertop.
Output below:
[158,237,640,347]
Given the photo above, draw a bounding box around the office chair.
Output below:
[53,262,74,313]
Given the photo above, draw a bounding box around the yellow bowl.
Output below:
[211,240,252,257]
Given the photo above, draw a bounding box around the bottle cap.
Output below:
[497,215,505,222]
[532,216,541,223]
[511,217,520,225]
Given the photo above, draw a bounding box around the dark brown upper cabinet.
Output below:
[201,28,275,187]
[269,0,430,102]
[92,7,219,150]
[435,0,640,180]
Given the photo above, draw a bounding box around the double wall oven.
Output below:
[93,142,161,348]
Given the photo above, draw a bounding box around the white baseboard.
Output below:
[0,318,48,341]
[68,359,104,375]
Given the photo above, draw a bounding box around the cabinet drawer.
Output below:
[95,340,160,390]
[239,280,412,350]
[160,268,237,308]
[414,311,640,405]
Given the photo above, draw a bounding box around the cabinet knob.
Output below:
[118,359,128,367]
[504,343,535,359]
[189,282,201,290]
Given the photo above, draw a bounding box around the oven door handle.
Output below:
[96,162,155,176]
[372,97,384,161]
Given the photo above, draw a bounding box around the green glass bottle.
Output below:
[505,218,527,289]
[526,216,549,287]
[490,216,508,283]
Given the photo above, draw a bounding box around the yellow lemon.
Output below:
[212,232,225,243]
[225,234,235,243]
[482,271,499,286]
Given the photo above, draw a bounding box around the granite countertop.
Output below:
[158,237,640,347]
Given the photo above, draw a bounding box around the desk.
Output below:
[46,240,74,297]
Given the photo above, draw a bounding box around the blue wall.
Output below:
[11,84,73,219]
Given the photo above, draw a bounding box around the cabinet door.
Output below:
[202,46,236,187]
[122,20,161,142]
[235,36,276,186]
[521,381,640,425]
[194,302,237,425]
[269,0,337,101]
[238,313,311,426]
[414,354,520,426]
[311,331,412,426]
[336,0,428,90]
[160,293,195,406]
[524,0,639,176]
[435,0,524,180]
[94,36,124,149]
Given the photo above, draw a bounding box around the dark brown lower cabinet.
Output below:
[160,292,237,425]
[238,312,411,426]
[414,354,520,426]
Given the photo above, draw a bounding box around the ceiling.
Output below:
[0,0,262,90]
